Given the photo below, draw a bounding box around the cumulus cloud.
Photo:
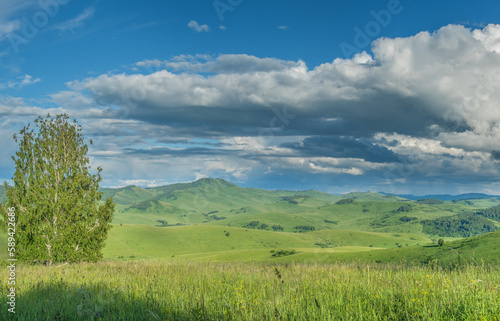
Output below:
[29,23,500,191]
[187,20,210,33]
[75,25,500,141]
[136,54,301,74]
[282,136,400,163]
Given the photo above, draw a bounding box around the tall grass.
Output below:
[1,260,499,320]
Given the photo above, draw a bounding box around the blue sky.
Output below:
[1,0,500,195]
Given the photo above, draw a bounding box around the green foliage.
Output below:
[421,214,497,237]
[128,199,159,210]
[476,205,500,222]
[0,114,114,265]
[271,224,283,231]
[244,221,260,228]
[156,220,168,227]
[399,216,418,222]
[4,261,500,320]
[294,225,316,231]
[417,199,444,205]
[279,195,312,204]
[438,238,444,247]
[0,185,6,203]
[203,213,227,221]
[396,204,413,212]
[335,198,356,205]
[271,249,297,257]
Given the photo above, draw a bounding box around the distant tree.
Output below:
[294,225,316,231]
[335,198,355,205]
[272,224,284,231]
[438,239,444,247]
[0,114,114,265]
[245,221,260,228]
[417,199,444,205]
[399,216,418,222]
[396,204,412,212]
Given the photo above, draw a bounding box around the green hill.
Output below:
[101,179,500,241]
[341,191,406,202]
[293,230,500,266]
[2,178,500,265]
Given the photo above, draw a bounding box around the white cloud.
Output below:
[0,0,37,39]
[49,91,94,108]
[0,20,21,39]
[33,23,500,189]
[187,20,210,33]
[116,179,172,188]
[277,26,289,30]
[0,74,41,89]
[53,7,95,32]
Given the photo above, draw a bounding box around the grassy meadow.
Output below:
[1,260,499,320]
[2,179,500,319]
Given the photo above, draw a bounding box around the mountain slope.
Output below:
[384,192,500,201]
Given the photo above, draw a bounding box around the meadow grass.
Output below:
[1,260,499,320]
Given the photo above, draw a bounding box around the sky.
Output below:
[1,0,500,195]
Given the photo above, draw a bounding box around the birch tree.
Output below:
[1,114,114,265]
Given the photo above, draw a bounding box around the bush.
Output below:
[272,250,297,257]
[396,204,412,212]
[258,223,268,230]
[294,225,316,231]
[417,199,444,205]
[399,216,418,222]
[335,199,355,205]
[244,221,260,228]
[421,214,498,237]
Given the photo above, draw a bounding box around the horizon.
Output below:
[98,177,500,198]
[1,1,500,195]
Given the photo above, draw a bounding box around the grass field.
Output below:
[1,260,499,320]
[2,180,500,319]
[101,224,429,261]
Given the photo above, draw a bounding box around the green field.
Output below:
[101,224,429,261]
[2,178,500,319]
[1,260,499,320]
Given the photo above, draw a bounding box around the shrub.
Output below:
[335,199,355,205]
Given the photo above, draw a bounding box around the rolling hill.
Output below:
[102,178,500,239]
[2,178,500,264]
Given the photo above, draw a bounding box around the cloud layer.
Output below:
[3,24,500,193]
